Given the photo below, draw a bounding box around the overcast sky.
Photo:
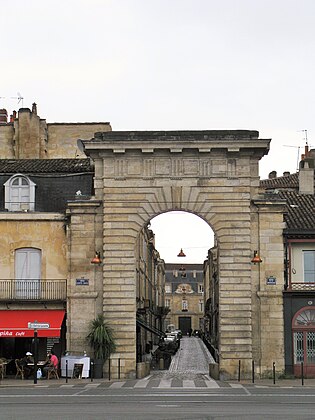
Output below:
[1,0,314,262]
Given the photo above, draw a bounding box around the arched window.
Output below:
[292,307,315,376]
[4,174,36,211]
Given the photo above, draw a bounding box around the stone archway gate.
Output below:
[78,130,285,379]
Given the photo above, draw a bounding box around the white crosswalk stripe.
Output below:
[158,379,172,388]
[109,381,126,388]
[183,379,195,388]
[134,379,150,388]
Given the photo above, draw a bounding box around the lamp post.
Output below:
[33,328,38,385]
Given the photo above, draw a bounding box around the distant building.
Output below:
[164,263,204,335]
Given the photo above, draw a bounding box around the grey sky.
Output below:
[1,0,314,262]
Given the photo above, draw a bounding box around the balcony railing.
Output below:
[287,282,315,291]
[0,279,67,301]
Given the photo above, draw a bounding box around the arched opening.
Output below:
[135,211,216,369]
[292,306,315,377]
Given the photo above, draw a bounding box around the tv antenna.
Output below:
[283,130,312,172]
[11,92,24,107]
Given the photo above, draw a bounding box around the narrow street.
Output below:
[169,336,215,374]
[150,336,217,385]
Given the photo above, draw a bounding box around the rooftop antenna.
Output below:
[283,129,312,172]
[11,92,24,107]
[283,145,301,172]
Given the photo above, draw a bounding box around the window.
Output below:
[4,174,36,211]
[15,248,41,298]
[182,299,188,311]
[198,284,204,294]
[165,284,172,294]
[303,251,315,283]
[165,298,170,307]
[199,299,204,312]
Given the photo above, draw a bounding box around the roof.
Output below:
[260,172,315,233]
[0,159,93,174]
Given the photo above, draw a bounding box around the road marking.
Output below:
[183,380,195,388]
[134,379,149,388]
[60,384,74,388]
[85,383,100,388]
[158,379,172,388]
[229,383,244,388]
[109,381,126,388]
[205,380,220,388]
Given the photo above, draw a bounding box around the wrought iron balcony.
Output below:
[287,282,315,291]
[0,279,67,301]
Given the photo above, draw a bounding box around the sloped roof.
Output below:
[260,172,298,189]
[0,159,93,174]
[260,172,315,233]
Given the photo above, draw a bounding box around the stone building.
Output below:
[260,147,315,377]
[0,104,292,380]
[0,105,166,378]
[164,263,204,335]
[136,228,166,362]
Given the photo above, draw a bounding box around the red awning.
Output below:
[0,310,65,338]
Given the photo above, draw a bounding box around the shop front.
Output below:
[0,309,66,375]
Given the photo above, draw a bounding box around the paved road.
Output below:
[169,336,215,375]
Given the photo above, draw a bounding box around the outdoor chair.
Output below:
[47,365,59,380]
[15,359,24,380]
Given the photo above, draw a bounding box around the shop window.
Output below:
[4,174,36,211]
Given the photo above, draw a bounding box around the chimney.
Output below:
[32,103,37,115]
[0,109,8,123]
[268,171,277,179]
[9,110,17,123]
[299,159,314,195]
[283,171,290,177]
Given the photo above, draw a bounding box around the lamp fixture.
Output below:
[177,248,186,257]
[251,250,262,264]
[91,251,102,265]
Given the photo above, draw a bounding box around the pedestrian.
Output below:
[42,350,59,378]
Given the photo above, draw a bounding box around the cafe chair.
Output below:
[0,363,5,380]
[15,359,24,380]
[47,365,59,380]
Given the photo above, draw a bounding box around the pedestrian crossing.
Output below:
[52,375,221,389]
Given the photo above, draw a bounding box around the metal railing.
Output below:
[0,279,67,301]
[287,282,315,291]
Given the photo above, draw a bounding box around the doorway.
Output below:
[179,316,192,336]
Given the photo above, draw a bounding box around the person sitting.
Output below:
[42,351,59,378]
[18,352,34,379]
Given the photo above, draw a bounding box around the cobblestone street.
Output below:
[151,336,217,384]
[170,336,215,374]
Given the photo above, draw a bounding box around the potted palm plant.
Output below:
[86,314,116,378]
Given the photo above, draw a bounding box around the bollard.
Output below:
[238,360,241,382]
[273,362,276,385]
[301,362,304,386]
[252,360,255,384]
[66,359,68,383]
[108,357,111,381]
[118,358,120,380]
[90,361,93,382]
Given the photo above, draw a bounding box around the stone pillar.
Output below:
[66,200,103,355]
[253,199,286,376]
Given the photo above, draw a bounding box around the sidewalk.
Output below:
[1,375,315,388]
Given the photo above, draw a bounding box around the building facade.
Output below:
[261,148,315,377]
[164,263,204,335]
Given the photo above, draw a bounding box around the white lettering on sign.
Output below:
[28,322,50,329]
[0,331,26,337]
[0,331,13,337]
